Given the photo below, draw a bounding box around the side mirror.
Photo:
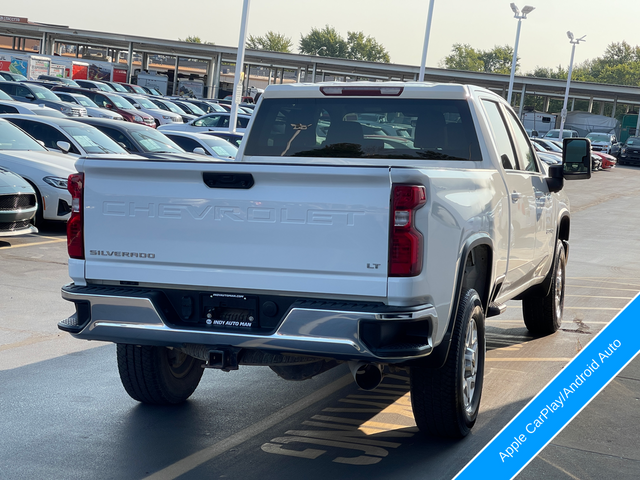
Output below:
[133,103,141,109]
[193,147,207,155]
[105,103,113,109]
[532,130,539,137]
[25,93,35,100]
[56,141,71,153]
[563,138,592,180]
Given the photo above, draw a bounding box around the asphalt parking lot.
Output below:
[1,166,639,479]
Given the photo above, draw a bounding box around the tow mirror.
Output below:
[56,141,71,153]
[563,138,591,180]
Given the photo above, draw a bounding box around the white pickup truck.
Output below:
[59,83,591,438]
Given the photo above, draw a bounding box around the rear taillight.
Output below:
[389,185,426,276]
[67,173,84,260]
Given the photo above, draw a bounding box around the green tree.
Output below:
[479,45,515,74]
[299,26,390,63]
[299,25,348,58]
[246,31,293,53]
[442,44,515,73]
[346,32,390,63]
[179,35,214,45]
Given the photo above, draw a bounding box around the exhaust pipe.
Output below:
[348,361,384,391]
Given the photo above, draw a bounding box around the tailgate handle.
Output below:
[203,172,254,189]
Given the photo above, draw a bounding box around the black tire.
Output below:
[25,182,45,227]
[116,344,205,405]
[409,288,486,438]
[522,239,566,335]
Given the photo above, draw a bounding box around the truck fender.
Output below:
[407,234,493,369]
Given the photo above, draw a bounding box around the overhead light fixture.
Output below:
[567,31,574,40]
[521,5,535,14]
[510,3,520,15]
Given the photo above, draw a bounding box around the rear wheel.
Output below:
[116,344,205,405]
[409,288,485,438]
[522,240,566,335]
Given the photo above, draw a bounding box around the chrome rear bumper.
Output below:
[60,284,438,362]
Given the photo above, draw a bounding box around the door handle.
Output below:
[511,191,522,202]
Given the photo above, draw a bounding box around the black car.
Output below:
[71,117,213,161]
[619,136,640,166]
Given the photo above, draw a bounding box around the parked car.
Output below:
[591,151,616,169]
[0,118,75,225]
[37,75,80,87]
[0,72,28,82]
[0,82,87,117]
[54,91,124,120]
[117,93,183,126]
[169,98,226,114]
[51,86,156,127]
[147,97,197,123]
[75,80,115,92]
[531,138,563,154]
[101,81,129,93]
[586,132,619,156]
[618,136,640,166]
[223,95,255,104]
[0,167,38,236]
[117,83,148,95]
[72,117,210,161]
[203,131,244,148]
[163,131,238,159]
[167,99,207,117]
[3,115,131,157]
[157,112,251,133]
[532,142,561,164]
[544,129,579,140]
[0,88,65,117]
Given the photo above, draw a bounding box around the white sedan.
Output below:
[162,131,238,159]
[158,112,251,133]
[0,118,75,225]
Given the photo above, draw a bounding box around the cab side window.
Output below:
[482,100,517,170]
[504,109,539,172]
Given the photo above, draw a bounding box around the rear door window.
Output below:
[243,97,481,160]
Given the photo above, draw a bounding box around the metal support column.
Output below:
[571,98,575,111]
[126,42,133,83]
[205,57,215,99]
[296,67,301,83]
[142,53,149,72]
[212,55,222,100]
[312,63,317,83]
[40,32,47,55]
[173,56,180,95]
[588,96,593,113]
[543,97,550,113]
[518,84,526,116]
[599,102,605,115]
[611,96,618,118]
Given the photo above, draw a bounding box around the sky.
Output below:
[7,0,640,74]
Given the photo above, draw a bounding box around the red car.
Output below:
[592,151,617,169]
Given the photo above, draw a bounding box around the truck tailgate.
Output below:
[81,160,391,298]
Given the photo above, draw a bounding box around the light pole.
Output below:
[315,47,327,56]
[418,0,436,82]
[506,3,535,105]
[230,0,251,134]
[558,31,586,140]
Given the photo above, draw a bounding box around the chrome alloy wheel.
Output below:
[462,318,479,413]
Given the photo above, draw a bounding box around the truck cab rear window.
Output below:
[243,98,482,160]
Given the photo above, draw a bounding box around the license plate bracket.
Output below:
[201,293,258,328]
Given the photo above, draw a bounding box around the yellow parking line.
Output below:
[143,374,353,480]
[0,239,66,250]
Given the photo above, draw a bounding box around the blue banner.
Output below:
[454,294,640,480]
